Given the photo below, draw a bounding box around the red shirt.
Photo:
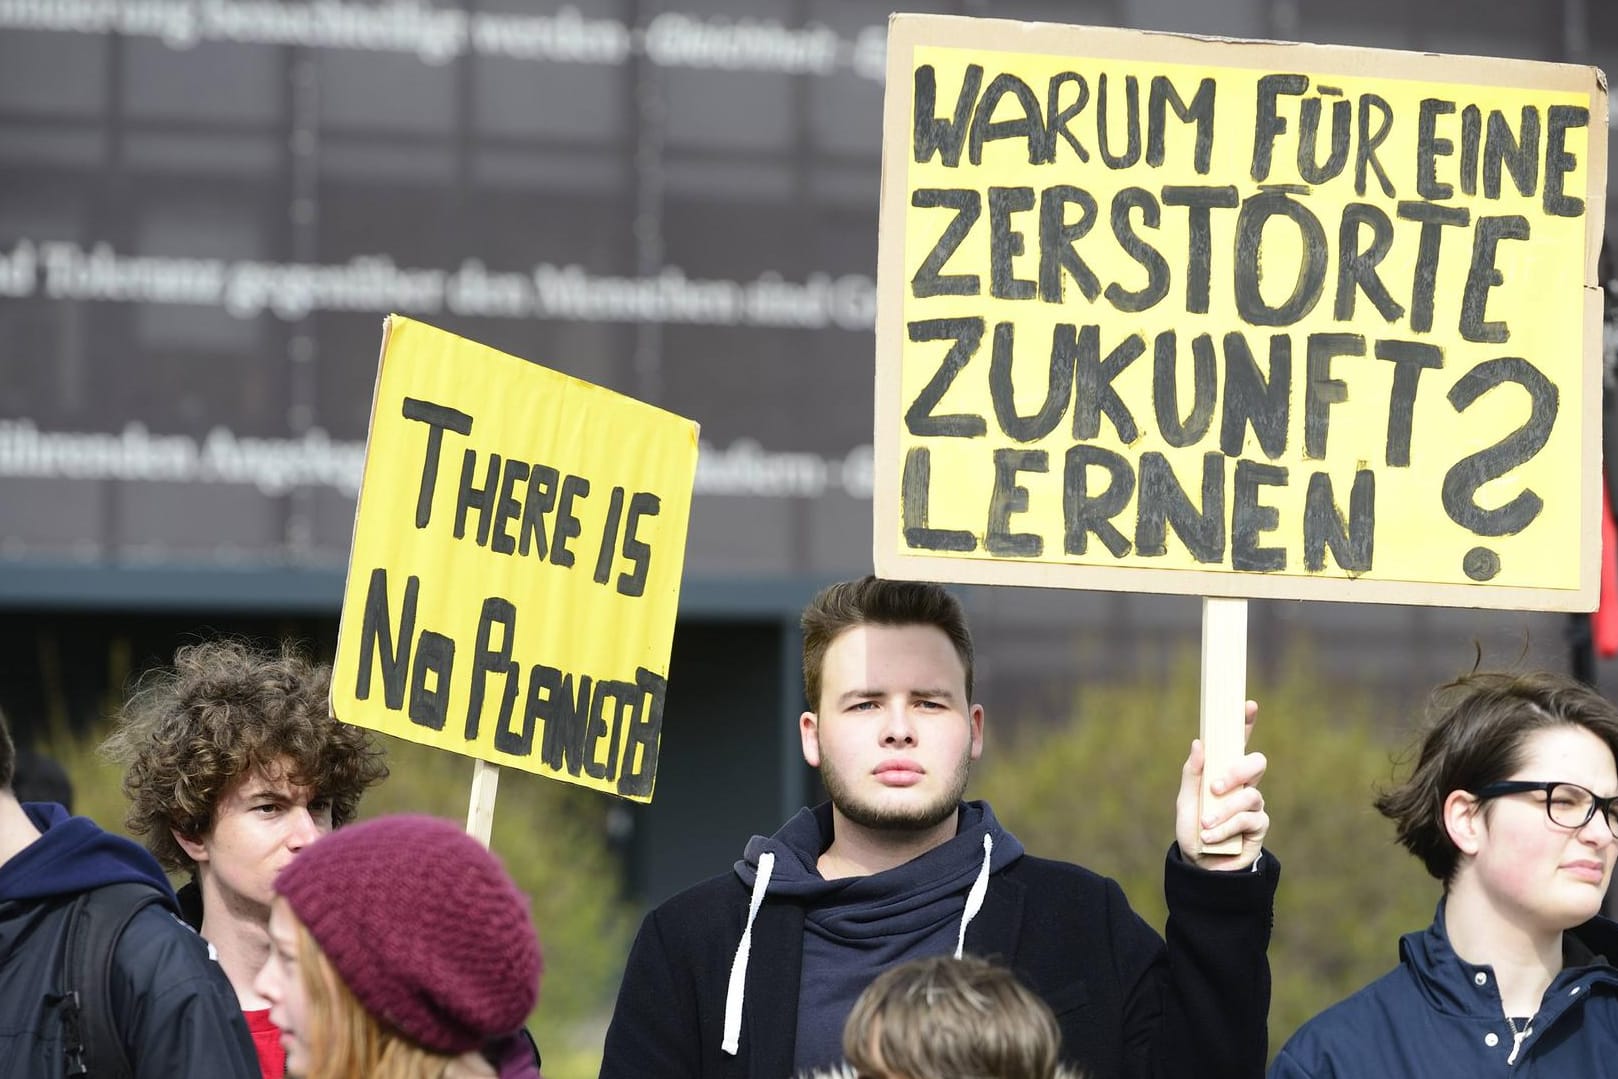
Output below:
[244,1008,285,1079]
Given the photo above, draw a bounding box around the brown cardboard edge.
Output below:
[886,12,1606,93]
[1579,282,1605,613]
[877,548,1593,612]
[329,313,398,723]
[1575,73,1609,616]
[874,14,913,578]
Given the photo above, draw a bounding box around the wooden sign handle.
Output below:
[466,758,501,847]
[1198,597,1247,857]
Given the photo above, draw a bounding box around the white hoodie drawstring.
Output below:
[955,834,993,958]
[1506,1017,1533,1065]
[723,835,992,1053]
[722,851,775,1056]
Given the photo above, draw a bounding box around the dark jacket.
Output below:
[743,802,1025,1072]
[0,803,260,1079]
[1271,902,1618,1078]
[600,801,1278,1079]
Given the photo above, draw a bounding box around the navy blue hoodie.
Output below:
[736,800,1025,1072]
[0,802,258,1079]
[0,803,180,905]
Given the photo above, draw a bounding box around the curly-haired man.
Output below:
[103,639,388,1079]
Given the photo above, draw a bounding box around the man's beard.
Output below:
[817,742,972,832]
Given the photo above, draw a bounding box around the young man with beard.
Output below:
[103,640,388,1079]
[600,576,1278,1079]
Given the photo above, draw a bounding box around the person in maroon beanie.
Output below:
[253,814,544,1079]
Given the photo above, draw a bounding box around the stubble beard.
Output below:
[818,742,973,833]
[214,876,275,930]
[198,860,278,933]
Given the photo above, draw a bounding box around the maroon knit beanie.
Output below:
[274,814,542,1054]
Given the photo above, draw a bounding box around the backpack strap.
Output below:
[55,881,171,1079]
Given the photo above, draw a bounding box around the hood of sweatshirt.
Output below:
[0,802,179,911]
[736,800,1024,938]
[720,800,1024,1057]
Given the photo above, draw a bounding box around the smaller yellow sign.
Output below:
[332,316,698,801]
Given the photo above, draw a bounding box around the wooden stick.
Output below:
[466,758,501,847]
[1198,597,1247,857]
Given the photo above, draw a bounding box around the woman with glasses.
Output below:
[1271,669,1618,1077]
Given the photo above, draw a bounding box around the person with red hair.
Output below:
[254,814,544,1079]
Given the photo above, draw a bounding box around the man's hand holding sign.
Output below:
[592,17,1604,1079]
[332,316,698,841]
[875,15,1606,855]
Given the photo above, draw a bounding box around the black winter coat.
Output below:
[0,805,258,1079]
[601,846,1278,1079]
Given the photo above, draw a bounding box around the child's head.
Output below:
[843,955,1073,1079]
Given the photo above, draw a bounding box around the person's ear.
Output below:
[173,828,210,864]
[1443,790,1484,857]
[800,711,822,768]
[968,703,985,760]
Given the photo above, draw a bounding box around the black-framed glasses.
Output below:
[1472,780,1618,837]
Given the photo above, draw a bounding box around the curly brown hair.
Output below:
[102,639,389,873]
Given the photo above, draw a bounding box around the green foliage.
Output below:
[48,726,632,1079]
[40,723,130,840]
[971,649,1437,1055]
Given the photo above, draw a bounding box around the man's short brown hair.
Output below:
[1375,668,1618,884]
[843,955,1076,1079]
[801,576,974,712]
[102,639,388,873]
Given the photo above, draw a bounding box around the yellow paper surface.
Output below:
[880,25,1606,607]
[332,316,697,801]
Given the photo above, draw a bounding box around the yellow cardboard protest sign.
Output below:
[874,15,1608,610]
[333,316,698,800]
